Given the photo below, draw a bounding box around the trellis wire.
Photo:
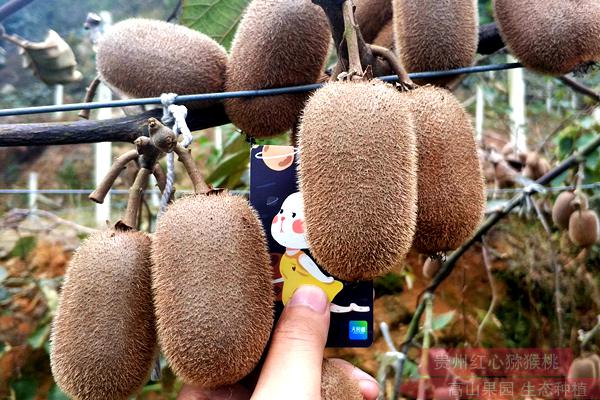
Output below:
[2,182,599,196]
[0,63,522,117]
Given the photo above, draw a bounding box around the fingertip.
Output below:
[358,379,380,400]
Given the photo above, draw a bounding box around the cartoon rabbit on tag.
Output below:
[271,192,344,305]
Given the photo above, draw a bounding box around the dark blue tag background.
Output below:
[249,145,373,348]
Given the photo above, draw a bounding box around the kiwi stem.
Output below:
[341,0,363,78]
[416,296,433,400]
[78,75,102,120]
[123,167,151,228]
[369,45,415,90]
[153,163,167,194]
[173,145,211,195]
[89,149,139,204]
[476,241,498,347]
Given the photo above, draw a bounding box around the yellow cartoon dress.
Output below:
[279,250,343,305]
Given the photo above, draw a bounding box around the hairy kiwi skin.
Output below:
[568,209,600,247]
[355,0,393,44]
[50,230,155,400]
[97,19,227,108]
[494,0,600,75]
[152,193,273,388]
[225,0,330,138]
[393,0,478,86]
[407,86,486,255]
[321,359,362,400]
[552,191,587,230]
[299,80,417,281]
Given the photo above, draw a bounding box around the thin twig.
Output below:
[342,0,363,77]
[89,149,139,203]
[78,75,102,120]
[369,44,414,89]
[476,239,498,346]
[123,167,151,228]
[166,0,182,22]
[173,145,211,195]
[558,76,600,103]
[417,296,433,400]
[1,208,97,235]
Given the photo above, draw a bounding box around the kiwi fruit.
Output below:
[423,257,442,280]
[568,209,600,247]
[321,359,363,400]
[568,357,597,381]
[152,193,273,388]
[588,354,600,378]
[406,86,486,255]
[298,80,418,281]
[392,0,478,86]
[355,0,393,44]
[494,0,600,75]
[225,0,330,138]
[523,151,550,180]
[97,19,227,108]
[552,191,588,230]
[50,230,155,400]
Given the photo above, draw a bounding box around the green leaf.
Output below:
[11,377,37,400]
[206,149,249,186]
[27,322,50,350]
[431,311,455,331]
[9,236,37,259]
[403,359,420,379]
[181,0,250,50]
[48,385,69,400]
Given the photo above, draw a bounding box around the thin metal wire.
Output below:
[0,63,523,117]
[1,182,599,196]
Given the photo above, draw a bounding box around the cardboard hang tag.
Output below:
[250,145,373,348]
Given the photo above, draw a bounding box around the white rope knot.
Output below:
[168,104,193,148]
[160,92,177,126]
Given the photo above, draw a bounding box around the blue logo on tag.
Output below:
[349,320,368,340]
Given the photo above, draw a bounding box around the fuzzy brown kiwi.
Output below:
[355,0,393,44]
[423,257,442,280]
[494,0,600,75]
[568,208,600,247]
[523,151,550,181]
[321,359,363,400]
[298,80,418,281]
[152,193,273,388]
[50,230,155,400]
[568,357,597,381]
[392,0,478,86]
[224,0,330,138]
[406,86,486,255]
[552,191,587,230]
[96,18,227,108]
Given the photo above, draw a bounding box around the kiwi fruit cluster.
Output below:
[551,191,599,247]
[392,0,478,86]
[321,359,363,400]
[494,0,600,75]
[522,151,551,181]
[152,192,274,388]
[97,19,227,107]
[224,0,331,138]
[51,230,156,400]
[298,80,418,281]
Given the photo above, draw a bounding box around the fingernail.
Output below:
[352,367,376,382]
[288,285,329,313]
